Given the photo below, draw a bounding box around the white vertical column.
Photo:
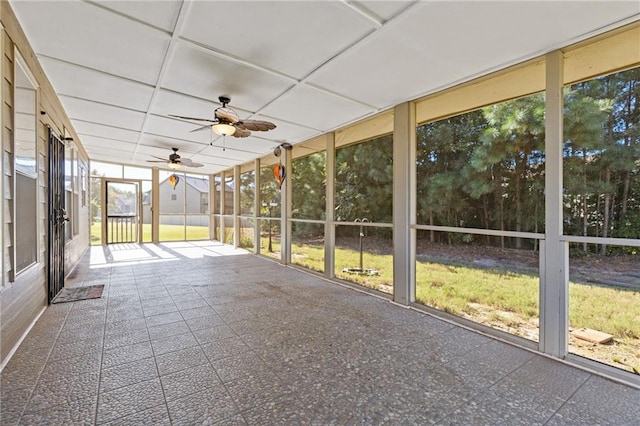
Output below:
[151,167,159,244]
[234,166,240,248]
[253,159,261,254]
[281,147,292,264]
[219,170,226,243]
[393,102,417,305]
[208,174,215,240]
[324,133,336,278]
[541,50,568,357]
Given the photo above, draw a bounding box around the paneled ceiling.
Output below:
[9,1,640,174]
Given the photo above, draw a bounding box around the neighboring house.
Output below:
[115,197,136,215]
[142,175,233,225]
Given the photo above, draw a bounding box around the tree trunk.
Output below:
[429,210,434,243]
[582,149,588,252]
[601,168,611,255]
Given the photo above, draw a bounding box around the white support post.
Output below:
[393,102,416,305]
[253,159,260,254]
[234,166,240,248]
[281,147,292,264]
[324,133,336,278]
[151,167,160,243]
[219,170,226,243]
[208,173,215,241]
[541,50,568,357]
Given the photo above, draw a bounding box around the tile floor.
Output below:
[1,242,639,425]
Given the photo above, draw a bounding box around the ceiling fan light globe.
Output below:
[168,162,181,170]
[212,123,236,136]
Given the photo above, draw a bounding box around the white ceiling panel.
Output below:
[161,41,294,111]
[86,145,138,165]
[136,134,207,155]
[145,115,212,145]
[39,57,154,111]
[73,121,141,144]
[10,0,170,85]
[181,1,376,79]
[151,89,251,122]
[95,1,182,32]
[352,1,415,22]
[8,0,638,175]
[308,1,640,109]
[261,85,375,131]
[60,96,147,131]
[79,135,138,153]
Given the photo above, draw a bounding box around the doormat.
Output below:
[52,285,104,304]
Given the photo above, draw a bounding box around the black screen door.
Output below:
[47,128,65,303]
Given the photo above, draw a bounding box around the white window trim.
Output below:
[13,48,40,279]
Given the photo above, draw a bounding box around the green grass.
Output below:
[288,243,640,343]
[91,222,209,244]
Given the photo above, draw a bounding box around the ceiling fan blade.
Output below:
[149,155,168,160]
[146,159,167,163]
[169,114,216,123]
[237,119,276,132]
[180,158,203,168]
[189,124,211,133]
[232,127,251,138]
[215,107,239,123]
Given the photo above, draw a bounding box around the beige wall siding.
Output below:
[0,3,91,367]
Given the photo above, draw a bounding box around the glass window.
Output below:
[14,55,38,273]
[335,135,392,223]
[292,152,326,220]
[563,67,640,243]
[185,173,209,241]
[564,66,640,373]
[90,161,122,178]
[416,94,546,234]
[240,170,255,216]
[223,174,234,215]
[159,170,185,241]
[414,93,546,341]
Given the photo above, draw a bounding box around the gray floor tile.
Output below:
[0,387,30,426]
[184,313,226,331]
[155,346,209,376]
[556,375,640,424]
[25,371,100,414]
[160,363,221,401]
[147,320,191,340]
[192,324,238,345]
[103,328,149,350]
[102,403,171,426]
[201,337,252,362]
[2,244,638,426]
[19,395,97,426]
[242,393,313,425]
[144,311,184,328]
[151,332,198,355]
[102,341,153,368]
[142,303,178,317]
[166,385,239,426]
[211,351,271,382]
[40,352,102,378]
[225,371,294,412]
[96,379,165,424]
[99,357,159,393]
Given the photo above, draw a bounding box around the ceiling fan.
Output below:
[146,147,203,170]
[169,96,276,138]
